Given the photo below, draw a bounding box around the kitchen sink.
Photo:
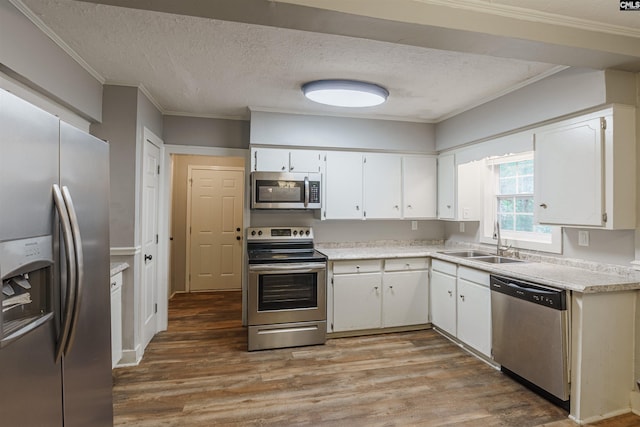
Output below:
[441,250,493,258]
[470,256,524,264]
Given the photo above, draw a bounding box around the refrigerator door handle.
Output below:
[61,186,84,356]
[53,184,76,361]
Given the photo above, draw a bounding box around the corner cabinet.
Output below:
[430,260,491,358]
[437,154,483,221]
[330,258,429,333]
[534,105,636,229]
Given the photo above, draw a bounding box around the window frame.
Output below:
[479,152,562,254]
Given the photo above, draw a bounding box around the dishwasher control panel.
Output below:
[489,275,566,310]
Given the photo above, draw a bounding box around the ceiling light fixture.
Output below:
[302,79,389,108]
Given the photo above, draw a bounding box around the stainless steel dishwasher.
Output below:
[490,274,570,408]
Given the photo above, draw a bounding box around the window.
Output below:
[481,152,561,253]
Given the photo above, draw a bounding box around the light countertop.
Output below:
[110,262,129,277]
[317,243,640,294]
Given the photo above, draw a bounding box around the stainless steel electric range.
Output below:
[246,227,327,351]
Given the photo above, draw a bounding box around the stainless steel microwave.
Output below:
[250,172,321,210]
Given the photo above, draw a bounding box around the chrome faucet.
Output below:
[494,221,503,256]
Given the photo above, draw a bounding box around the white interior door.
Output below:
[141,137,161,349]
[187,167,244,291]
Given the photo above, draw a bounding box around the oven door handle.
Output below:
[249,263,326,272]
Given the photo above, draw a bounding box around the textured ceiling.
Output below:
[18,0,640,122]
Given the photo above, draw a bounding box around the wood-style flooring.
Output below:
[113,292,640,427]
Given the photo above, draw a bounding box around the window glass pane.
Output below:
[499,178,516,194]
[535,225,553,234]
[518,176,534,193]
[498,214,514,231]
[498,198,514,213]
[499,163,517,177]
[516,214,534,232]
[517,160,533,175]
[515,197,534,213]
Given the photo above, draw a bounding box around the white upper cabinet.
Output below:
[403,156,437,219]
[251,147,322,172]
[325,151,436,220]
[534,105,636,229]
[437,154,482,221]
[363,153,402,219]
[324,151,364,219]
[437,154,456,219]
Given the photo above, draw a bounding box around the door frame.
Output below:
[159,145,250,326]
[185,164,245,292]
[140,128,164,346]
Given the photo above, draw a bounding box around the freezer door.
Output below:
[0,319,63,426]
[59,122,113,427]
[0,89,58,242]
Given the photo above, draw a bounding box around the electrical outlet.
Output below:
[411,221,418,231]
[459,222,465,233]
[578,230,589,247]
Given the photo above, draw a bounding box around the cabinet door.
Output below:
[363,153,402,219]
[437,154,456,219]
[430,269,456,336]
[252,148,290,172]
[289,149,321,173]
[324,151,364,219]
[457,278,491,357]
[333,273,382,332]
[382,270,428,328]
[535,117,603,226]
[403,156,437,219]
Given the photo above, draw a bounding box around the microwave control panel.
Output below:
[309,181,320,203]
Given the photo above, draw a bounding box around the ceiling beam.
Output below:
[78,0,640,71]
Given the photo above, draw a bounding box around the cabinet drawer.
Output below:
[384,257,428,271]
[333,259,381,274]
[431,259,457,276]
[110,272,123,292]
[458,266,490,287]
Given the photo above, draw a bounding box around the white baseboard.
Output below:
[631,390,640,414]
[114,345,143,367]
[570,407,632,425]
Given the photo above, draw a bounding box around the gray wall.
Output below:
[0,0,102,121]
[251,111,436,153]
[435,68,637,151]
[91,85,138,247]
[163,115,249,148]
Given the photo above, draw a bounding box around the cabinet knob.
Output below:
[459,294,465,302]
[389,285,393,290]
[281,166,286,171]
[539,203,548,209]
[446,205,452,209]
[394,205,399,209]
[356,265,360,270]
[374,286,379,291]
[356,205,360,211]
[290,166,294,171]
[407,205,412,209]
[447,290,452,297]
[236,236,241,241]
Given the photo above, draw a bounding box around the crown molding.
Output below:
[416,0,640,38]
[248,106,437,124]
[10,0,106,84]
[163,110,249,121]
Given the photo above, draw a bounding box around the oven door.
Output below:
[248,262,326,325]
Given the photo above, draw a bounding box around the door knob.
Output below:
[236,227,241,232]
[144,254,153,262]
[236,236,241,241]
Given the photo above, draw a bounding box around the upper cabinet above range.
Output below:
[534,105,636,229]
[251,147,323,173]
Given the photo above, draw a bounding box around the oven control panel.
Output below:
[247,227,314,241]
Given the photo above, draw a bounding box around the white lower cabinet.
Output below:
[430,260,491,358]
[333,272,382,332]
[331,258,429,333]
[456,267,491,357]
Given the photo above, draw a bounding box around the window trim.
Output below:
[479,153,563,254]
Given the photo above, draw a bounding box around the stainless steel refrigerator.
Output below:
[0,88,113,426]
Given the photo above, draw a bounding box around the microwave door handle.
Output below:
[304,176,309,208]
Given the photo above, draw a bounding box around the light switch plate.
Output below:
[578,230,589,247]
[411,221,418,231]
[459,223,465,233]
